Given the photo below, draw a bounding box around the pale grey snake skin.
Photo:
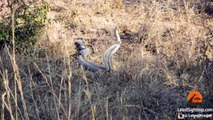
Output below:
[75,28,121,72]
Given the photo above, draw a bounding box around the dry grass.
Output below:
[0,0,213,120]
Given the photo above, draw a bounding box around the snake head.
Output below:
[75,39,86,51]
[114,27,121,43]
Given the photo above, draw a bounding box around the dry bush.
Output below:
[0,0,212,120]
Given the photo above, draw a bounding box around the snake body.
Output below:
[76,28,121,72]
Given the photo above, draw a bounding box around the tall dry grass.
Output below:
[0,0,212,120]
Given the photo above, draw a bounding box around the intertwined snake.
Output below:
[75,28,121,72]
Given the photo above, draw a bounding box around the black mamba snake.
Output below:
[75,28,121,72]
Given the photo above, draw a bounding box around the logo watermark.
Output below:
[187,90,202,104]
[177,108,213,119]
[177,90,213,119]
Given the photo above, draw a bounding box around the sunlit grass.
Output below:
[0,0,212,119]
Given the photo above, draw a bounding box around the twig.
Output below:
[11,3,30,120]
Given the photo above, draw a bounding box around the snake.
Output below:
[75,28,121,72]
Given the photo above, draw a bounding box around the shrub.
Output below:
[0,2,49,55]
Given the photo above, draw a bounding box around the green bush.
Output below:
[0,23,10,43]
[0,2,49,55]
[15,3,49,55]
